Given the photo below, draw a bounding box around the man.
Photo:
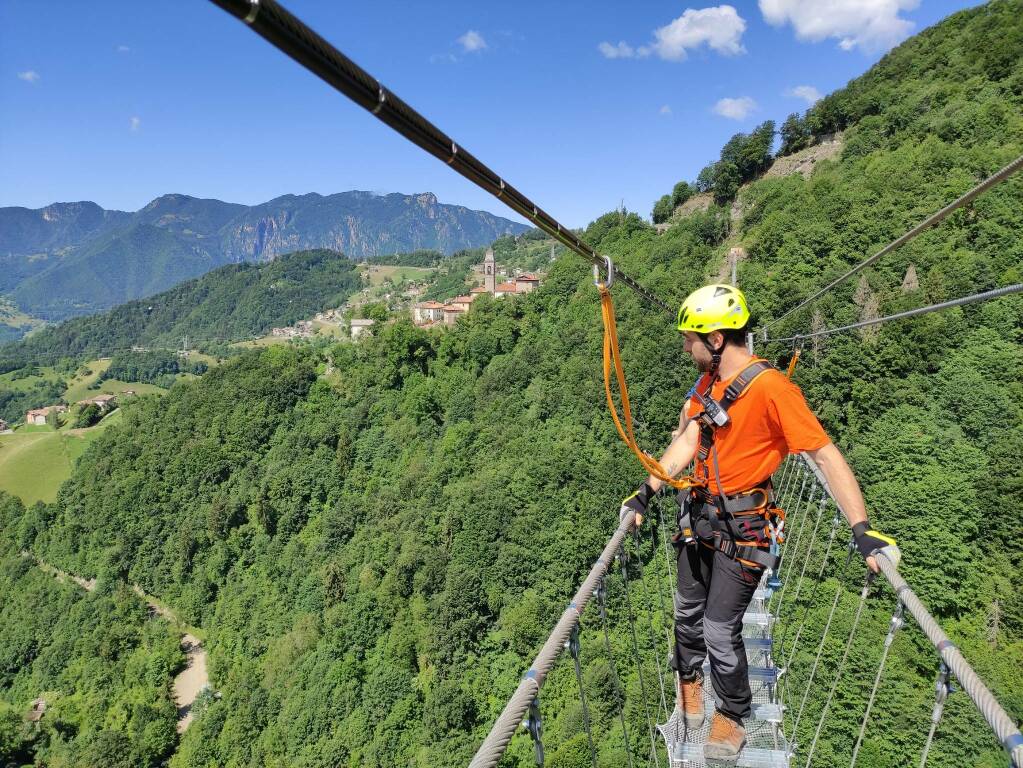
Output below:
[620,284,897,761]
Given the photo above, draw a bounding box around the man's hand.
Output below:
[620,481,655,529]
[852,522,900,573]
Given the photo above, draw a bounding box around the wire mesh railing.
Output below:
[468,453,1023,768]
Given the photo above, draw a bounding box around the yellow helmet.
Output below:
[676,284,750,334]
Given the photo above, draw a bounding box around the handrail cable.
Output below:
[803,453,1023,768]
[208,0,673,315]
[768,283,1023,345]
[466,511,635,768]
[761,152,1023,335]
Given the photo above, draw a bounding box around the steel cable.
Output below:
[209,0,674,314]
[629,532,671,721]
[597,578,635,768]
[768,283,1023,345]
[617,546,662,767]
[850,600,904,767]
[919,663,951,768]
[773,495,829,663]
[803,573,875,768]
[791,544,855,741]
[649,511,677,708]
[567,626,598,768]
[761,153,1023,334]
[772,477,813,622]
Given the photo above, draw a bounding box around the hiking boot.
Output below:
[676,672,705,729]
[704,711,745,761]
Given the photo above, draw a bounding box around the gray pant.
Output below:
[669,542,762,722]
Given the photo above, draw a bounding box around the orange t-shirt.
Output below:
[686,361,830,495]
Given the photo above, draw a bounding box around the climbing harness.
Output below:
[685,360,787,571]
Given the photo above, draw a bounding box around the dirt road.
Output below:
[25,553,208,732]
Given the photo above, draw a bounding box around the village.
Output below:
[265,247,544,341]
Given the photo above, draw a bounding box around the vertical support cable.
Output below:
[630,530,670,720]
[781,509,843,673]
[566,625,598,768]
[774,491,827,638]
[850,600,904,767]
[597,578,635,768]
[919,662,953,767]
[791,542,855,740]
[525,698,544,766]
[803,573,875,768]
[773,479,813,622]
[650,508,677,690]
[618,545,662,768]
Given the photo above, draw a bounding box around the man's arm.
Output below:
[649,420,700,494]
[806,442,883,571]
[806,442,867,526]
[619,420,699,529]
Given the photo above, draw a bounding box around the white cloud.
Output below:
[117,45,131,53]
[659,104,673,115]
[646,6,747,61]
[713,96,757,120]
[759,0,918,52]
[17,70,40,83]
[598,41,636,59]
[788,84,822,104]
[457,30,487,53]
[129,116,141,131]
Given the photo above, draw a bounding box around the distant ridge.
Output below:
[0,191,528,321]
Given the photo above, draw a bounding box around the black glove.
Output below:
[620,481,655,528]
[852,521,900,564]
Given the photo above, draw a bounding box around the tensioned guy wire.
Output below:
[762,153,1023,335]
[768,283,1023,345]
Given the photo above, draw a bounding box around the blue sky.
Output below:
[2,0,981,227]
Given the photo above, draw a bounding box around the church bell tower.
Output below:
[484,248,496,294]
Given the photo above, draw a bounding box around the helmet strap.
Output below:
[701,335,725,377]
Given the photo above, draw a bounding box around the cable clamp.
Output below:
[524,697,544,767]
[593,255,615,290]
[372,87,387,115]
[244,0,260,24]
[447,143,458,165]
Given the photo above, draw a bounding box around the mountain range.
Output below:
[0,191,528,322]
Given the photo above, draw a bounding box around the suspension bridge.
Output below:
[205,2,1023,765]
[467,452,1023,768]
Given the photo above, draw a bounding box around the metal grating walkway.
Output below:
[657,573,791,767]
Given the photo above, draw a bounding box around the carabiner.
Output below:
[592,255,615,290]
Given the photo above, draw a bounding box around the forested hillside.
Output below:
[0,249,360,371]
[1,2,1021,767]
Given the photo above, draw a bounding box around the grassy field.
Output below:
[357,264,434,287]
[2,358,170,408]
[0,425,108,505]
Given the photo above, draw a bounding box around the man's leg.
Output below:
[670,543,711,676]
[670,544,713,727]
[703,552,761,721]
